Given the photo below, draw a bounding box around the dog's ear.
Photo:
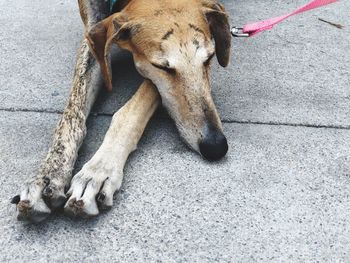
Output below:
[85,14,132,91]
[203,2,231,67]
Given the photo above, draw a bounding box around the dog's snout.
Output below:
[199,126,228,161]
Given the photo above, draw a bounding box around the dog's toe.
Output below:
[64,171,101,217]
[16,198,51,223]
[42,179,67,209]
[96,177,121,210]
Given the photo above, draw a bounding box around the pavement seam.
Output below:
[221,120,350,130]
[0,107,349,130]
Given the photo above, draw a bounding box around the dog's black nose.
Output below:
[199,129,228,161]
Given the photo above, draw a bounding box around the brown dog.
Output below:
[13,0,231,222]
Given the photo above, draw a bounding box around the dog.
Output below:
[12,0,231,222]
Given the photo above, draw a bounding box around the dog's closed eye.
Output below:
[151,63,176,75]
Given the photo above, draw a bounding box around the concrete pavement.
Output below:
[0,0,349,262]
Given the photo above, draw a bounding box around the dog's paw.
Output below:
[64,160,123,218]
[11,177,67,223]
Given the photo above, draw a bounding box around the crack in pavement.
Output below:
[0,107,349,130]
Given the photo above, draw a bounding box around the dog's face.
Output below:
[86,0,231,160]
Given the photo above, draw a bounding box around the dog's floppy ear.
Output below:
[203,2,231,67]
[85,14,131,91]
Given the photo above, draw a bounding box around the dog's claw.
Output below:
[64,198,98,218]
[11,195,21,204]
[96,192,105,203]
[42,185,67,209]
[16,199,51,223]
[64,198,84,217]
[96,192,113,210]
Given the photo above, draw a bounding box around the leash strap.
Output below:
[232,0,338,37]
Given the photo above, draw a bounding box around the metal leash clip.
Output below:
[231,27,250,38]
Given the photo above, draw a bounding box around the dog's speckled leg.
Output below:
[64,80,160,217]
[11,0,111,223]
[12,40,100,222]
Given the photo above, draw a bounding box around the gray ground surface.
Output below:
[0,0,349,262]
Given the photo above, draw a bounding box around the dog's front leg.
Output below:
[13,40,100,222]
[11,0,111,223]
[64,80,160,217]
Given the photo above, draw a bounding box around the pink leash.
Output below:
[231,0,338,37]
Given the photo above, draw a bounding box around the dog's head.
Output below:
[86,0,231,160]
